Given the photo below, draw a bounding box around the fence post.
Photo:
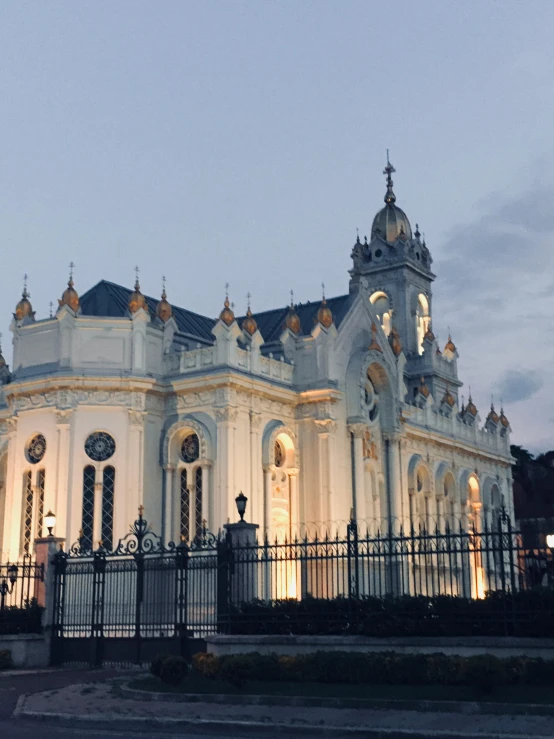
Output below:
[34,536,65,666]
[224,520,259,606]
[91,547,107,667]
[50,545,67,666]
[216,530,232,634]
[175,540,189,658]
[347,518,359,599]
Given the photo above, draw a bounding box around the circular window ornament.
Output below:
[274,440,285,468]
[27,434,46,464]
[180,433,200,464]
[85,432,116,462]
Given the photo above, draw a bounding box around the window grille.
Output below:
[22,471,33,554]
[102,466,115,551]
[195,467,203,539]
[82,465,95,550]
[36,468,45,538]
[180,469,190,541]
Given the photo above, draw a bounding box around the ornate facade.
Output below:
[0,160,513,558]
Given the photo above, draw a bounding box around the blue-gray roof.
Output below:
[79,280,353,345]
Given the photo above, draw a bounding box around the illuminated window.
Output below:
[369,291,391,337]
[416,293,430,355]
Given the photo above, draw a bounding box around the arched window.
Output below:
[81,432,117,551]
[22,470,33,554]
[416,293,430,355]
[82,466,95,551]
[177,433,204,543]
[180,469,190,541]
[36,469,45,539]
[102,466,115,551]
[369,291,391,337]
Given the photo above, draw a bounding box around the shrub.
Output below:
[191,650,554,689]
[159,655,189,686]
[0,650,13,670]
[150,653,173,678]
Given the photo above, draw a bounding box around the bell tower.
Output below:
[350,156,435,357]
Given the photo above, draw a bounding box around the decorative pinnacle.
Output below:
[134,265,140,290]
[49,301,53,318]
[321,282,326,302]
[383,150,396,204]
[22,273,29,299]
[68,261,75,286]
[138,504,144,517]
[290,289,294,308]
[246,291,251,310]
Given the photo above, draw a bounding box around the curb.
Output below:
[14,708,554,739]
[119,684,554,717]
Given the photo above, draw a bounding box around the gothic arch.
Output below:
[262,421,297,468]
[161,414,214,467]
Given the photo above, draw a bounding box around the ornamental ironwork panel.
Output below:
[101,466,115,551]
[82,466,95,552]
[22,471,33,554]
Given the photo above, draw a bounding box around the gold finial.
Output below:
[156,275,173,322]
[58,261,80,312]
[49,301,54,318]
[219,283,235,326]
[98,540,103,548]
[242,292,258,335]
[129,267,148,314]
[442,382,455,408]
[368,322,382,352]
[499,403,510,428]
[285,291,301,334]
[423,320,435,342]
[444,333,457,354]
[317,283,333,328]
[15,274,34,321]
[138,504,144,517]
[418,375,430,398]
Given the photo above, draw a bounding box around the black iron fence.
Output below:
[51,509,554,666]
[224,512,554,637]
[0,555,45,634]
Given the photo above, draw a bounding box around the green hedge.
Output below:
[192,651,554,691]
[226,591,554,638]
[0,601,44,635]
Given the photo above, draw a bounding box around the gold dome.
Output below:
[15,278,34,321]
[465,396,477,417]
[500,408,510,428]
[58,277,79,313]
[388,325,402,356]
[156,287,172,322]
[370,157,412,243]
[444,335,456,354]
[242,306,257,335]
[219,296,235,326]
[129,277,148,314]
[487,403,499,424]
[418,376,430,398]
[317,297,333,329]
[285,302,301,334]
[423,324,435,342]
[442,388,455,407]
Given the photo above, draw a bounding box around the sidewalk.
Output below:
[14,679,554,738]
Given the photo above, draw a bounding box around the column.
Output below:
[54,410,72,543]
[201,462,212,531]
[386,434,402,525]
[348,424,366,523]
[263,465,272,535]
[2,418,19,558]
[163,465,175,544]
[250,412,262,528]
[215,408,237,526]
[315,420,335,525]
[288,468,299,532]
[127,410,145,529]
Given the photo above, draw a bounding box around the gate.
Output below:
[51,508,230,667]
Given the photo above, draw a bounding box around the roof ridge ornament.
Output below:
[156,275,173,322]
[58,261,80,313]
[383,149,396,205]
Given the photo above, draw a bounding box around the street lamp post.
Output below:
[0,564,18,611]
[44,510,56,537]
[235,492,248,522]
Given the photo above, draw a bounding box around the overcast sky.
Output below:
[1,1,553,452]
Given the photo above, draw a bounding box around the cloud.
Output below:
[496,369,543,404]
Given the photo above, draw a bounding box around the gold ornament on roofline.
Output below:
[242,293,257,335]
[129,267,148,314]
[15,274,34,321]
[58,261,79,313]
[156,276,172,322]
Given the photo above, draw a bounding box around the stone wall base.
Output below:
[0,634,49,668]
[206,635,554,660]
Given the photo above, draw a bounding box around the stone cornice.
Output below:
[404,427,512,467]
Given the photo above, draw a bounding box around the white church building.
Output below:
[0,159,513,559]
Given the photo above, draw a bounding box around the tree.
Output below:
[510,445,534,467]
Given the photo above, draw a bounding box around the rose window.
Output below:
[180,433,200,464]
[27,434,46,464]
[85,432,116,462]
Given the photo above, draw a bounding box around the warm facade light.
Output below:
[44,510,56,537]
[546,534,554,549]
